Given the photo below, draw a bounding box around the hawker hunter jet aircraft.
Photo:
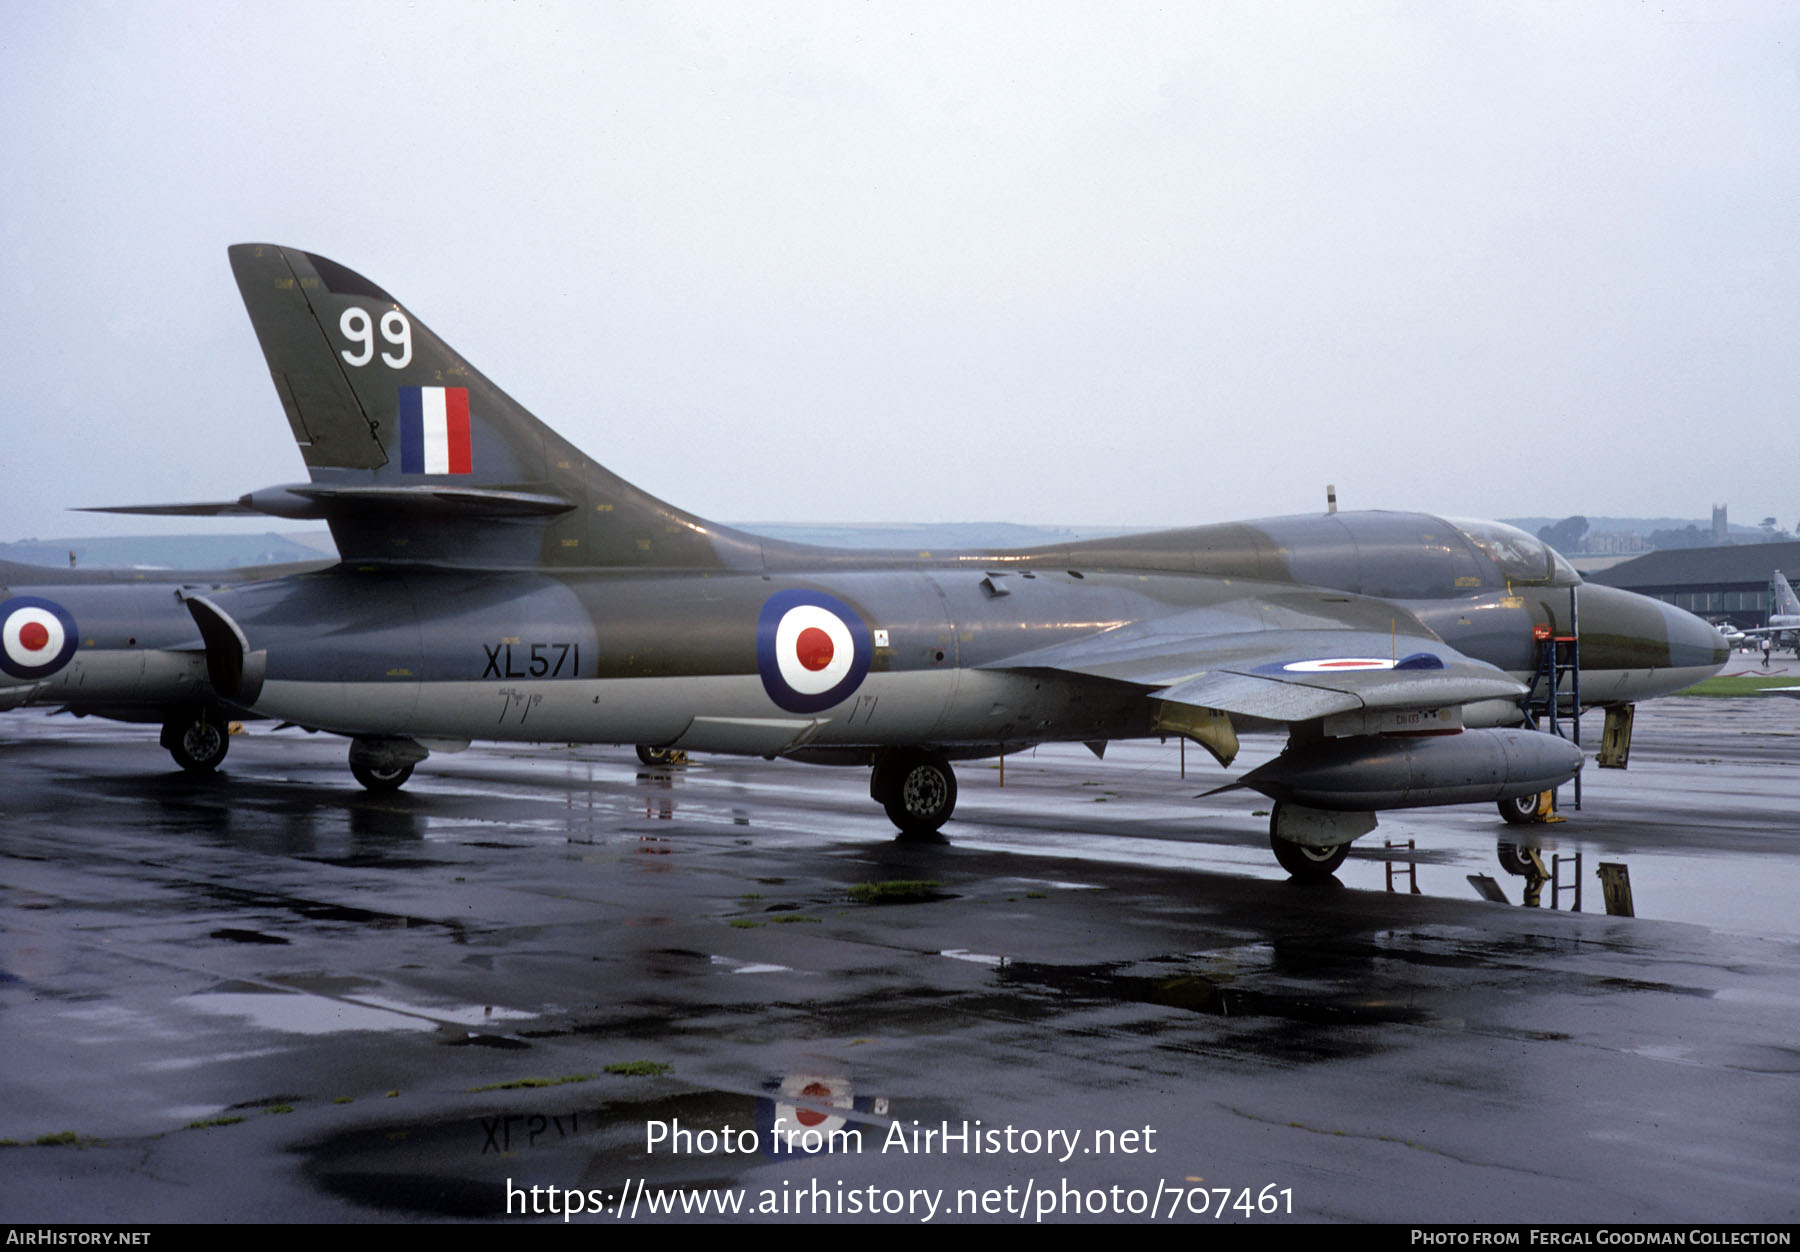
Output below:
[0,558,326,770]
[118,244,1725,878]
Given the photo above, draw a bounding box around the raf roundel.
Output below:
[1282,657,1395,672]
[0,596,78,681]
[1258,651,1448,675]
[756,590,873,714]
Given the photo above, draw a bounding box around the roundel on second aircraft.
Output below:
[0,596,78,681]
[756,590,872,714]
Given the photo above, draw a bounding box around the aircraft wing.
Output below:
[984,596,1525,725]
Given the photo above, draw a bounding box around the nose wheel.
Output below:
[1497,792,1546,825]
[1496,842,1544,878]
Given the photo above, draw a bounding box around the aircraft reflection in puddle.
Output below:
[1429,839,1636,915]
[756,1074,887,1159]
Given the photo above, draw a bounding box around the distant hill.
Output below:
[0,531,336,571]
[1501,516,1771,540]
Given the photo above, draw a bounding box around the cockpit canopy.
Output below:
[1447,518,1580,587]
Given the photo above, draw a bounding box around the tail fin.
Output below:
[228,244,761,570]
[1774,571,1800,618]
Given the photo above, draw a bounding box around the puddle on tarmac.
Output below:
[301,1080,897,1218]
[178,990,440,1036]
[178,977,538,1037]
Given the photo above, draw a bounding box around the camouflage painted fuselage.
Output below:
[200,510,1726,759]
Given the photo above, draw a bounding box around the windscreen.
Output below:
[1447,518,1580,586]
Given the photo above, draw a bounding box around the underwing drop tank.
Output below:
[1238,728,1583,812]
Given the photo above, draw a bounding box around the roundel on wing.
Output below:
[756,590,872,714]
[0,596,78,681]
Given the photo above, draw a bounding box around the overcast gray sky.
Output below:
[3,1,1796,541]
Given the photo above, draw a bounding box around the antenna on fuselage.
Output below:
[1326,484,1338,514]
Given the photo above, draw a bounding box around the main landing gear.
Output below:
[162,710,230,773]
[348,736,425,792]
[1265,801,1367,881]
[1266,803,1351,881]
[1269,832,1349,880]
[871,748,957,838]
[350,759,415,791]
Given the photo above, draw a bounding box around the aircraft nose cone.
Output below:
[1577,583,1728,697]
[1662,597,1732,672]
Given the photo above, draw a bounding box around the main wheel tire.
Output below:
[1497,792,1543,825]
[165,714,229,773]
[351,759,414,791]
[1270,834,1349,880]
[636,744,678,767]
[1268,806,1350,880]
[880,751,957,836]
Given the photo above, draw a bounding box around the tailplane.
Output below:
[225,244,760,569]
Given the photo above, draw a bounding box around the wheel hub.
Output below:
[901,768,946,817]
